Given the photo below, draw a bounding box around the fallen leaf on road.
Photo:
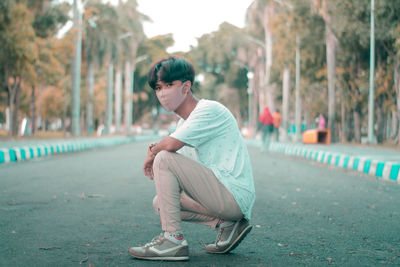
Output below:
[87,194,105,198]
[39,246,62,250]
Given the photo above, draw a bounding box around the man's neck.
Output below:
[175,94,199,120]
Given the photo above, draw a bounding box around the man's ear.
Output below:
[183,81,192,94]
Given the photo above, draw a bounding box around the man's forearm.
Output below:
[149,136,185,156]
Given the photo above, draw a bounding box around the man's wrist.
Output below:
[148,143,157,157]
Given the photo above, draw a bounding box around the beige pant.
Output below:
[152,151,243,232]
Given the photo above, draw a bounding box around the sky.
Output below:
[136,0,254,53]
[59,0,254,53]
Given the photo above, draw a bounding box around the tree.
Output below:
[134,34,174,122]
[312,0,339,142]
[117,0,147,134]
[83,1,121,134]
[0,2,37,136]
[246,0,276,112]
[191,22,250,124]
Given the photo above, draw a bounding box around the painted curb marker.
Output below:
[0,137,134,165]
[269,143,400,184]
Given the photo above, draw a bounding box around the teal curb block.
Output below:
[364,160,372,173]
[390,165,400,181]
[0,136,134,165]
[9,149,16,162]
[353,158,360,170]
[343,156,350,168]
[335,155,340,166]
[320,153,325,163]
[376,162,385,178]
[327,154,332,165]
[20,149,26,160]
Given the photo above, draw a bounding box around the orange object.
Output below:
[272,112,281,128]
[302,129,331,144]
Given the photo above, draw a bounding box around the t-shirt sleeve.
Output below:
[170,103,228,147]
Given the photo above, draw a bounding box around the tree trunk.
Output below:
[36,85,45,133]
[395,57,400,144]
[385,113,390,141]
[282,67,290,142]
[86,60,95,135]
[326,24,337,143]
[257,65,264,113]
[353,109,361,143]
[8,94,14,137]
[346,111,353,142]
[114,62,122,133]
[341,98,345,143]
[106,61,114,134]
[80,109,85,135]
[7,76,21,136]
[31,85,36,135]
[263,5,275,112]
[391,110,398,141]
[124,61,133,135]
[62,85,68,134]
[12,81,21,136]
[376,95,384,143]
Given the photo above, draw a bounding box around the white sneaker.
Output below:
[129,233,189,261]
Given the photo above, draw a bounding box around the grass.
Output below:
[0,130,68,141]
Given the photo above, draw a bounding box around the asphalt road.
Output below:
[1,140,400,266]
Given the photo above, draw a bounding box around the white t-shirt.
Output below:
[170,99,255,220]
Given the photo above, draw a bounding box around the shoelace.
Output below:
[215,227,225,243]
[144,233,164,248]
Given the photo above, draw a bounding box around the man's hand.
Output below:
[142,137,185,179]
[142,143,157,179]
[143,154,155,179]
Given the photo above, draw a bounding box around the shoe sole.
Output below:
[209,224,253,254]
[130,254,189,261]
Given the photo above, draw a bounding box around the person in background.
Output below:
[272,109,281,142]
[258,106,274,152]
[318,113,326,130]
[128,56,255,261]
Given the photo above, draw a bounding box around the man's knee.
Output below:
[153,195,160,214]
[153,150,175,170]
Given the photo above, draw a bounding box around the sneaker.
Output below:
[205,218,252,254]
[129,233,189,261]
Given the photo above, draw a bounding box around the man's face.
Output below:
[154,80,188,112]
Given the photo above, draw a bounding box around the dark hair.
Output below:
[147,56,195,90]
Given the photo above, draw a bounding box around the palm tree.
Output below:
[246,0,276,112]
[83,1,120,134]
[116,0,147,134]
[312,0,338,142]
